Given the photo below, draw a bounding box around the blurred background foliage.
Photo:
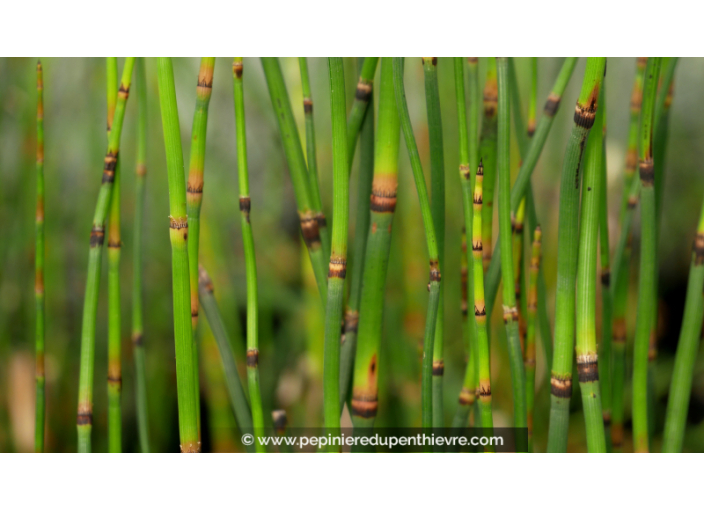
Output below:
[0,57,703,452]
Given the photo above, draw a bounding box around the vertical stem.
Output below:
[323,58,349,444]
[346,57,379,166]
[479,58,498,272]
[132,57,151,453]
[393,57,441,447]
[186,57,216,443]
[547,57,605,453]
[35,60,45,453]
[233,58,265,452]
[496,58,527,451]
[106,57,122,453]
[422,57,446,432]
[350,59,399,428]
[157,57,200,453]
[632,57,661,453]
[298,57,330,257]
[525,226,541,452]
[575,84,606,453]
[77,57,135,453]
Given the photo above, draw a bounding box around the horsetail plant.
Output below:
[527,58,538,138]
[106,57,122,453]
[34,60,45,453]
[233,58,265,452]
[496,58,527,450]
[322,57,349,445]
[525,226,541,452]
[632,57,661,454]
[131,57,151,453]
[346,57,379,165]
[393,57,441,444]
[422,57,446,430]
[298,57,330,256]
[76,57,135,453]
[662,199,704,452]
[350,58,399,428]
[340,58,375,411]
[547,57,605,453]
[261,58,328,301]
[575,86,606,453]
[479,58,498,272]
[157,57,200,453]
[185,57,215,441]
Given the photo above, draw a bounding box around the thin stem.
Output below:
[525,226,541,452]
[34,60,45,453]
[233,58,265,452]
[76,57,135,453]
[157,57,200,453]
[347,57,379,166]
[323,58,349,444]
[575,84,606,453]
[132,57,151,453]
[260,57,328,301]
[662,201,704,452]
[422,57,446,432]
[350,58,399,428]
[547,57,606,453]
[106,57,122,453]
[479,58,498,272]
[632,57,661,453]
[298,57,330,256]
[393,57,441,446]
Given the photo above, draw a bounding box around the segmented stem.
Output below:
[479,58,498,272]
[526,226,541,452]
[35,60,45,453]
[347,57,379,165]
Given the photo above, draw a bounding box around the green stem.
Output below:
[157,57,200,453]
[35,60,45,453]
[323,58,349,445]
[132,57,151,453]
[547,57,605,453]
[233,58,265,452]
[526,226,541,452]
[77,57,135,453]
[347,57,379,165]
[479,58,498,272]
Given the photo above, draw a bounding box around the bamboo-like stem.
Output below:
[422,57,446,431]
[598,93,613,452]
[451,57,478,430]
[511,200,525,352]
[198,266,254,452]
[34,60,45,453]
[575,84,606,453]
[261,58,328,301]
[632,57,661,453]
[106,57,122,453]
[479,58,498,272]
[662,200,704,452]
[298,57,330,257]
[496,58,527,451]
[233,58,265,452]
[350,58,399,428]
[393,57,441,445]
[131,57,150,453]
[322,58,349,444]
[340,58,375,411]
[527,58,538,138]
[157,57,200,453]
[346,57,379,165]
[547,57,605,453]
[185,57,215,442]
[525,226,541,452]
[76,57,135,453]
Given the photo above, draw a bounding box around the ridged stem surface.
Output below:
[35,60,45,453]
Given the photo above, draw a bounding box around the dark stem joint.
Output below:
[328,257,347,279]
[543,93,561,117]
[432,361,444,376]
[246,349,259,368]
[90,227,105,247]
[639,160,654,186]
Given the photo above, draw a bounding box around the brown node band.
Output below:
[461,301,468,317]
[246,349,259,367]
[693,233,704,265]
[303,97,313,114]
[77,411,93,426]
[90,228,105,247]
[272,410,287,433]
[472,240,483,252]
[577,356,599,383]
[232,62,243,79]
[191,310,198,319]
[550,375,572,398]
[601,270,611,287]
[170,216,188,230]
[198,266,215,294]
[132,333,144,346]
[478,384,491,398]
[316,214,327,228]
[429,260,441,283]
[299,213,321,249]
[612,318,627,344]
[473,192,483,205]
[627,196,638,209]
[118,84,130,99]
[574,102,596,129]
[328,257,347,279]
[107,240,121,249]
[108,375,122,385]
[543,93,561,117]
[240,197,251,223]
[459,387,475,406]
[187,183,203,194]
[355,81,373,102]
[351,394,378,418]
[467,57,478,64]
[345,310,359,334]
[603,413,612,426]
[474,305,486,317]
[527,120,536,138]
[432,360,444,376]
[639,160,654,186]
[370,189,397,213]
[459,164,471,180]
[421,57,437,66]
